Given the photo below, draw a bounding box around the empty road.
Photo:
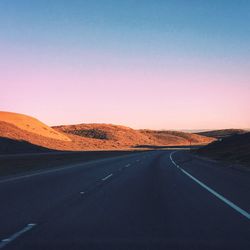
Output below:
[0,150,249,249]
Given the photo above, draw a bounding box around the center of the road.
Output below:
[102,173,113,181]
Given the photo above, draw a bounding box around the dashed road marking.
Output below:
[0,223,36,249]
[102,173,113,181]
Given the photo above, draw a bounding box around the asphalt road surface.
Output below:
[0,150,249,249]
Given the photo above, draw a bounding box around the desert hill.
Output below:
[0,111,70,141]
[197,132,250,165]
[0,121,109,152]
[0,111,215,154]
[140,130,213,145]
[196,129,247,139]
[54,124,154,147]
[54,124,214,147]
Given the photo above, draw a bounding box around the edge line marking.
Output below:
[170,151,250,220]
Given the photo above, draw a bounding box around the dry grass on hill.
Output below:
[140,130,214,146]
[0,111,70,141]
[0,112,215,154]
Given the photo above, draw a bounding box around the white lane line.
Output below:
[125,164,131,168]
[0,223,36,249]
[80,191,85,195]
[102,173,113,181]
[170,151,250,220]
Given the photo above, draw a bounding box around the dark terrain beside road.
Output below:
[196,129,247,139]
[0,150,145,177]
[197,132,250,166]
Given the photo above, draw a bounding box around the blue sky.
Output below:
[0,0,249,129]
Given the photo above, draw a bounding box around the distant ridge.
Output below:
[196,129,247,139]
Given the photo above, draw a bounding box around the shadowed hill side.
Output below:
[197,132,250,165]
[0,137,53,154]
[196,129,247,139]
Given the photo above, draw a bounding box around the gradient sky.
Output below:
[0,0,250,130]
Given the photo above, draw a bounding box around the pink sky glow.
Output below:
[1,48,249,130]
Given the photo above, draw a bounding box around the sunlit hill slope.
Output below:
[0,111,215,154]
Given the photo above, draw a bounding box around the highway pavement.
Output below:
[0,150,249,249]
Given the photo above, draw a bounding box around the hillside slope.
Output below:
[196,129,247,139]
[197,133,250,165]
[54,124,214,148]
[140,130,214,146]
[0,111,70,141]
[54,124,153,147]
[0,121,76,151]
[0,111,214,154]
